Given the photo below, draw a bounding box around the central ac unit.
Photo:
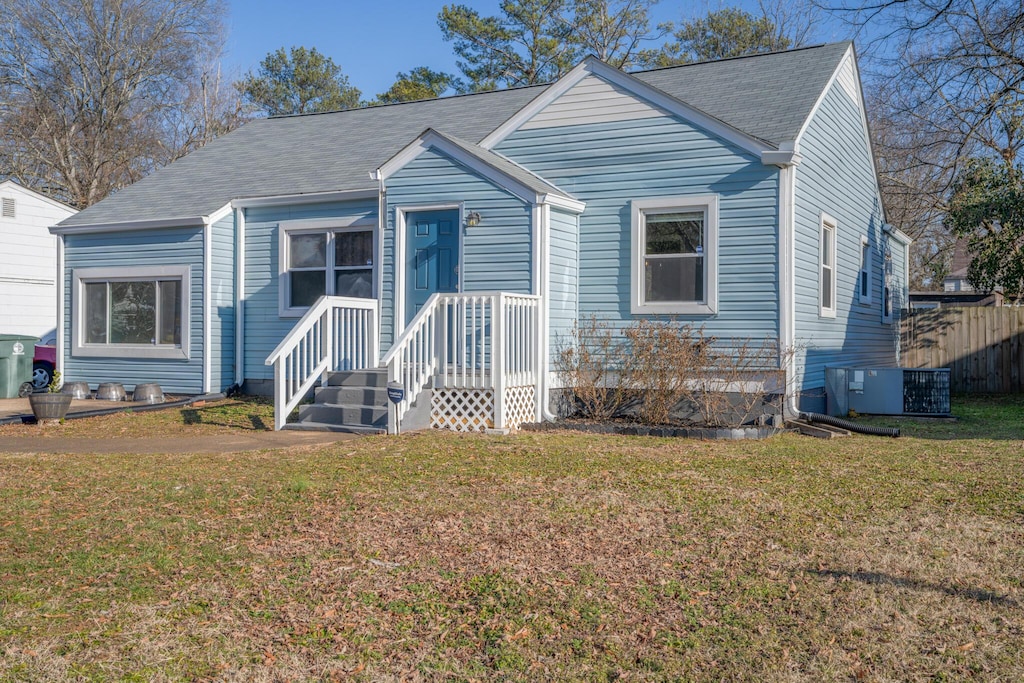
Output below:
[825,367,951,417]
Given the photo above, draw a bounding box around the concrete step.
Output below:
[283,422,386,435]
[314,385,387,406]
[297,403,388,428]
[326,368,388,387]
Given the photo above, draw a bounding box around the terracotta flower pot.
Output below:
[29,393,73,423]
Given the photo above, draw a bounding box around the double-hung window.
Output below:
[72,266,190,359]
[820,214,837,318]
[631,195,719,315]
[280,219,375,316]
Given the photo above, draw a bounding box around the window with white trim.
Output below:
[72,266,190,359]
[631,195,719,315]
[819,215,837,318]
[280,221,375,316]
[858,236,872,305]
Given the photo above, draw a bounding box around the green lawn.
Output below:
[1,396,1022,681]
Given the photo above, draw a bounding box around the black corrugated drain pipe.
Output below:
[801,412,900,438]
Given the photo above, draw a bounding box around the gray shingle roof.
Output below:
[60,42,851,228]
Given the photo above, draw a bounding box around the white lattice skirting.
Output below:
[430,386,537,433]
[504,385,536,430]
[431,389,494,432]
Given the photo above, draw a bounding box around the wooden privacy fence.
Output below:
[901,307,1024,393]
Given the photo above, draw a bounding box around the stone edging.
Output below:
[520,421,784,440]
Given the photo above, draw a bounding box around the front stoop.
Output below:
[284,368,390,434]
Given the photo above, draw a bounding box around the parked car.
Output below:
[32,344,56,391]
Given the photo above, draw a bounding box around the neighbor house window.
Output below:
[72,266,190,359]
[820,214,837,318]
[858,235,872,305]
[630,195,719,315]
[279,219,375,316]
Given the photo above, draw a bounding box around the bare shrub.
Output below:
[559,317,793,427]
[555,316,638,420]
[623,319,702,425]
[679,334,790,427]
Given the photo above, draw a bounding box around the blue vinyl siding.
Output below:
[210,212,235,390]
[496,114,779,342]
[63,227,205,393]
[793,83,898,396]
[549,208,578,375]
[382,148,533,347]
[242,199,378,383]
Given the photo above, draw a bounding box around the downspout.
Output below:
[234,207,246,386]
[202,219,212,394]
[538,203,556,421]
[377,172,387,362]
[778,160,800,419]
[56,234,65,377]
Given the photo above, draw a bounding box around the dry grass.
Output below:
[0,396,275,439]
[1,395,1023,681]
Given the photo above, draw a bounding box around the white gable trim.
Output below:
[794,44,890,224]
[0,179,77,214]
[377,129,582,210]
[479,57,773,157]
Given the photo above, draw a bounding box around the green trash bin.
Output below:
[0,335,39,398]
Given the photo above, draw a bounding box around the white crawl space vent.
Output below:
[1,197,15,219]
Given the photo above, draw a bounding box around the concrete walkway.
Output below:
[0,397,361,454]
[0,430,358,454]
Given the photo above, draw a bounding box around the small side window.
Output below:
[858,236,872,305]
[819,214,837,318]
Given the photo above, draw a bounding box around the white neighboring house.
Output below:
[0,180,77,342]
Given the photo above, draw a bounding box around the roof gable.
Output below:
[59,42,853,230]
[378,129,584,212]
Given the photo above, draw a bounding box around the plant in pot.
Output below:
[29,371,73,424]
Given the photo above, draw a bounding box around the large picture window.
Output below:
[72,266,190,359]
[280,221,375,316]
[631,195,719,315]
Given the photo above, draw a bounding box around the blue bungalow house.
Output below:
[50,42,910,432]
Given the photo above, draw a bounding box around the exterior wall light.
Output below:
[465,211,482,227]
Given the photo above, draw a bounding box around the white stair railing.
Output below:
[265,296,379,430]
[382,292,540,431]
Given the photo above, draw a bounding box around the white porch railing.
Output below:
[265,296,379,430]
[381,292,541,430]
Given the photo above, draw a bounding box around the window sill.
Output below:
[632,302,717,316]
[72,345,189,360]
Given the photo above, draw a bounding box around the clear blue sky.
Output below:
[222,1,853,98]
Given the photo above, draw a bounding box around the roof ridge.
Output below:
[628,41,851,76]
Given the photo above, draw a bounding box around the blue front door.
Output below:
[406,209,460,323]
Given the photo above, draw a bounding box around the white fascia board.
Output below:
[205,202,233,225]
[883,224,913,246]
[479,60,594,149]
[762,142,803,167]
[481,57,773,158]
[50,215,206,235]
[793,45,853,145]
[379,129,547,206]
[231,188,377,209]
[540,193,586,214]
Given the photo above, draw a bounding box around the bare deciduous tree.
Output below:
[0,0,229,208]
[825,0,1023,287]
